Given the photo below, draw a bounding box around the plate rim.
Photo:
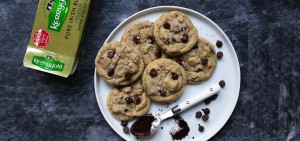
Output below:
[94,6,241,141]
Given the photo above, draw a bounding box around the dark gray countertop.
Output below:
[0,0,299,141]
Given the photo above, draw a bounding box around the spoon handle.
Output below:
[171,83,221,115]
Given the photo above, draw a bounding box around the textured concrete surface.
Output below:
[0,0,299,141]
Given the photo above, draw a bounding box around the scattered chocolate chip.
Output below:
[124,109,128,112]
[107,50,115,58]
[125,71,134,80]
[176,58,182,65]
[201,58,208,65]
[148,36,155,44]
[216,40,223,48]
[202,108,210,114]
[171,73,178,80]
[133,95,141,104]
[121,121,128,127]
[158,89,167,96]
[150,69,157,77]
[198,124,204,132]
[195,111,202,118]
[219,80,225,88]
[202,114,209,121]
[125,97,133,104]
[133,36,140,44]
[204,94,218,104]
[163,22,171,29]
[211,94,218,100]
[108,68,114,76]
[155,50,162,58]
[217,51,223,59]
[181,34,188,43]
[123,127,130,133]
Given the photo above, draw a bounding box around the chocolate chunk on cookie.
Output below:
[154,11,198,56]
[171,37,217,84]
[121,21,167,65]
[95,41,144,86]
[142,59,187,103]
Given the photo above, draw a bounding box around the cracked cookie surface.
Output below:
[142,58,186,103]
[172,37,217,84]
[121,20,167,65]
[95,41,144,86]
[107,80,151,121]
[154,11,198,56]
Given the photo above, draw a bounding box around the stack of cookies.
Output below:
[95,11,217,121]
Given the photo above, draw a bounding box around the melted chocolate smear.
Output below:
[130,115,156,137]
[170,116,190,140]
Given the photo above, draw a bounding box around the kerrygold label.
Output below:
[48,0,70,32]
[32,56,64,71]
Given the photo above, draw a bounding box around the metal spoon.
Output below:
[131,83,221,137]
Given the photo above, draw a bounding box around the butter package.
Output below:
[23,0,91,77]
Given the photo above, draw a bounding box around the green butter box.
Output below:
[24,0,91,77]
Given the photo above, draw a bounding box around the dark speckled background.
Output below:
[0,0,299,141]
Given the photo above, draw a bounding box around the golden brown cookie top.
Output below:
[154,11,198,56]
[142,58,186,103]
[95,41,144,86]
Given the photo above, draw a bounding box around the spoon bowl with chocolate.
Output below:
[130,83,221,137]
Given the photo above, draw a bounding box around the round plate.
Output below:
[94,6,240,141]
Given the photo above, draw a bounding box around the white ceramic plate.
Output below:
[94,6,240,141]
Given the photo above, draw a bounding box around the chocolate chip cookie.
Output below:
[172,37,217,84]
[154,11,198,56]
[107,80,151,121]
[95,41,144,86]
[121,20,166,65]
[142,58,186,103]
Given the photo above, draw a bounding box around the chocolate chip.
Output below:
[150,69,157,77]
[198,124,204,132]
[172,37,176,42]
[193,43,198,50]
[124,109,128,112]
[133,36,140,44]
[171,73,178,80]
[125,97,133,104]
[216,40,223,48]
[201,58,208,65]
[108,68,114,76]
[219,80,225,88]
[158,89,167,96]
[121,121,128,127]
[204,94,218,104]
[217,51,223,59]
[202,108,210,114]
[204,99,211,105]
[155,50,162,58]
[148,36,155,44]
[195,68,202,72]
[211,94,218,100]
[123,127,129,133]
[133,95,141,104]
[181,34,188,43]
[195,111,202,118]
[202,114,209,121]
[163,22,171,29]
[107,50,115,58]
[125,71,134,80]
[176,58,182,65]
